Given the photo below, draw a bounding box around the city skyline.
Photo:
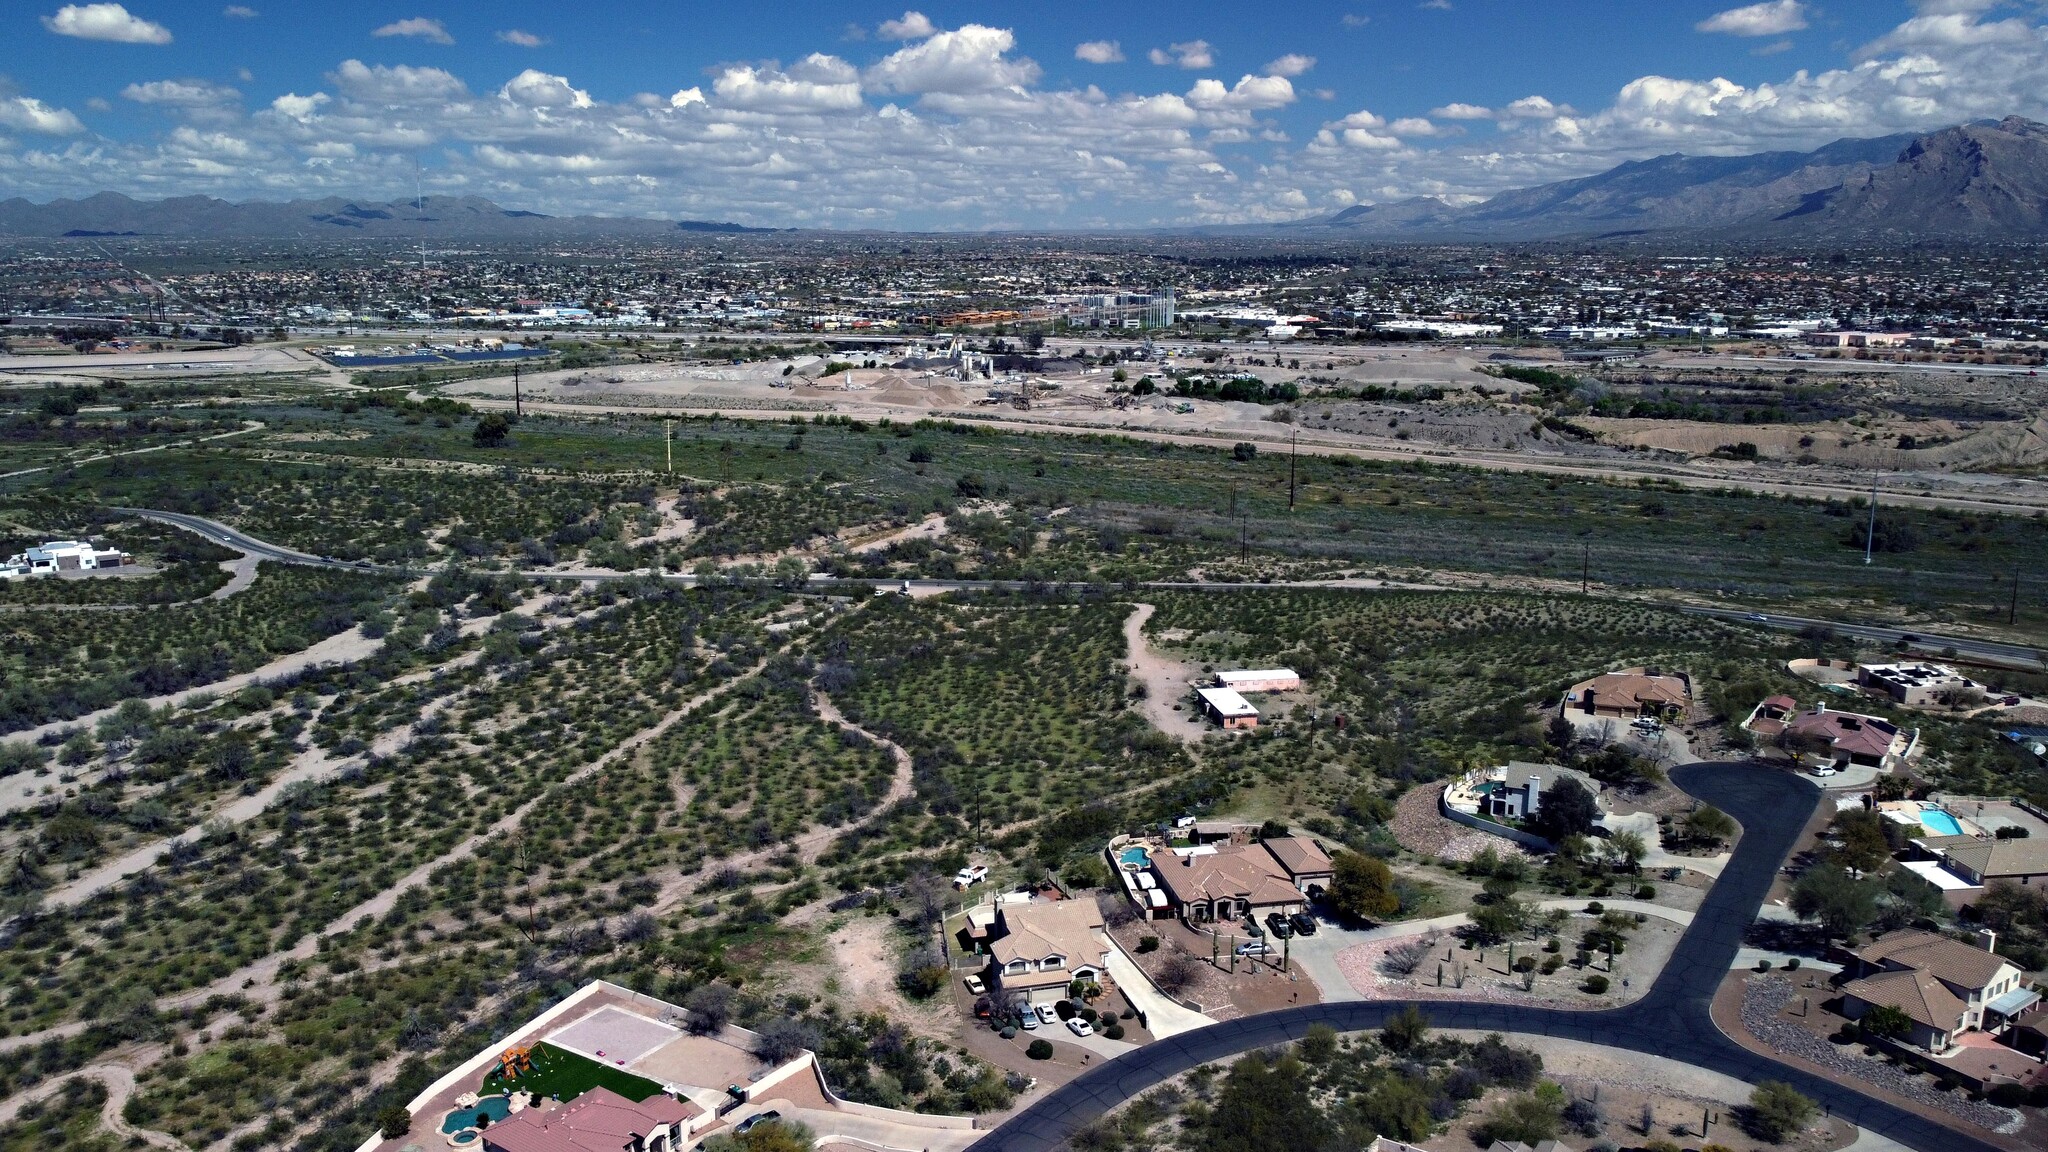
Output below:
[3,0,2048,228]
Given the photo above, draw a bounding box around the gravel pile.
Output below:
[1740,977,2018,1132]
[1391,785,1515,861]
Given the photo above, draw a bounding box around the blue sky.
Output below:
[3,1,2045,227]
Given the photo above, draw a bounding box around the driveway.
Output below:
[1598,809,1731,878]
[1101,936,1213,1038]
[974,762,1999,1152]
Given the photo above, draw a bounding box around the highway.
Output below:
[117,509,2048,671]
[977,762,2001,1152]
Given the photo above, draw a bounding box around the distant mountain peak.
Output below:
[0,192,783,239]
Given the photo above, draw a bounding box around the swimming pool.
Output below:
[1118,846,1151,869]
[1922,809,1964,837]
[441,1097,511,1134]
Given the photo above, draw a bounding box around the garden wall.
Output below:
[1438,787,1555,852]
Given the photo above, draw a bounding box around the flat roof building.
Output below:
[1195,686,1259,730]
[1216,669,1301,693]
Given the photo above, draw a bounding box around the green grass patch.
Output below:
[482,1042,663,1104]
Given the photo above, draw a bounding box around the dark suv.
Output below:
[1264,912,1294,939]
[1289,911,1318,936]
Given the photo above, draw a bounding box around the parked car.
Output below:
[1289,912,1318,936]
[963,974,986,995]
[1811,765,1840,777]
[1235,940,1273,957]
[1034,1003,1058,1026]
[1264,913,1294,939]
[1017,1007,1038,1029]
[1066,1018,1094,1037]
[953,864,989,888]
[735,1112,782,1134]
[1629,717,1662,732]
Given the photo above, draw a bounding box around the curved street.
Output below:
[976,762,1999,1152]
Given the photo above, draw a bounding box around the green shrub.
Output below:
[1026,1039,1053,1060]
[1581,975,1609,994]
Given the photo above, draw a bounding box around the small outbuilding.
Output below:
[1196,686,1260,730]
[1215,668,1301,693]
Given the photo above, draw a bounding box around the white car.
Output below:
[1035,1003,1058,1026]
[1066,1018,1094,1037]
[1811,765,1840,777]
[954,864,988,888]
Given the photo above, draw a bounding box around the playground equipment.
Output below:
[494,1045,535,1080]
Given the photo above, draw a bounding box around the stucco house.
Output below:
[986,900,1110,1006]
[1147,836,1332,922]
[1564,668,1691,719]
[481,1087,701,1152]
[1839,929,2030,1053]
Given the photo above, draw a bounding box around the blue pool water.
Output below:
[441,1097,511,1134]
[1118,846,1151,868]
[1921,809,1964,837]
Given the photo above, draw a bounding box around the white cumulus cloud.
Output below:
[867,25,1040,95]
[1431,102,1492,119]
[1262,54,1315,77]
[500,70,591,109]
[42,3,172,44]
[0,95,86,133]
[497,29,545,47]
[877,11,936,40]
[329,60,467,103]
[1696,1,1807,37]
[1075,40,1124,64]
[373,16,453,44]
[222,5,256,17]
[713,57,863,112]
[1148,40,1214,69]
[268,91,328,120]
[1186,74,1295,111]
[122,78,241,106]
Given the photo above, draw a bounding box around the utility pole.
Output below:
[1288,427,1298,510]
[1581,541,1590,595]
[665,421,673,474]
[512,363,523,419]
[1240,513,1250,562]
[1864,470,1880,565]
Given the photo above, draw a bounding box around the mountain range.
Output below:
[2,116,2045,242]
[1291,116,2048,240]
[0,192,783,240]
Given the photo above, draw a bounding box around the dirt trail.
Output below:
[811,690,914,810]
[1122,603,1203,742]
[0,1058,187,1152]
[318,654,775,937]
[846,513,948,555]
[0,625,387,752]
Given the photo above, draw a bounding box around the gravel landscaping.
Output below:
[1740,976,2020,1133]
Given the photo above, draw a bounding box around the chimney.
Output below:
[1980,929,1999,953]
[1527,774,1543,815]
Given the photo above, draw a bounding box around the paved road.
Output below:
[115,510,2048,671]
[975,761,2000,1152]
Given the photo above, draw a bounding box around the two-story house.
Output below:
[986,900,1110,1006]
[1840,928,2028,1052]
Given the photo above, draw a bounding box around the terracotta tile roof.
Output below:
[1845,968,1968,1032]
[1855,928,2012,991]
[1572,671,1690,709]
[1786,708,1900,760]
[483,1088,697,1152]
[1261,836,1333,879]
[1151,844,1303,908]
[989,901,1106,968]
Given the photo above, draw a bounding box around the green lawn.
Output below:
[481,1042,664,1104]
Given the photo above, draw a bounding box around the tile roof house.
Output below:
[1564,668,1691,718]
[987,900,1110,1005]
[1779,705,1910,769]
[1917,835,2048,889]
[1839,929,2027,1052]
[1148,837,1332,923]
[482,1087,700,1152]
